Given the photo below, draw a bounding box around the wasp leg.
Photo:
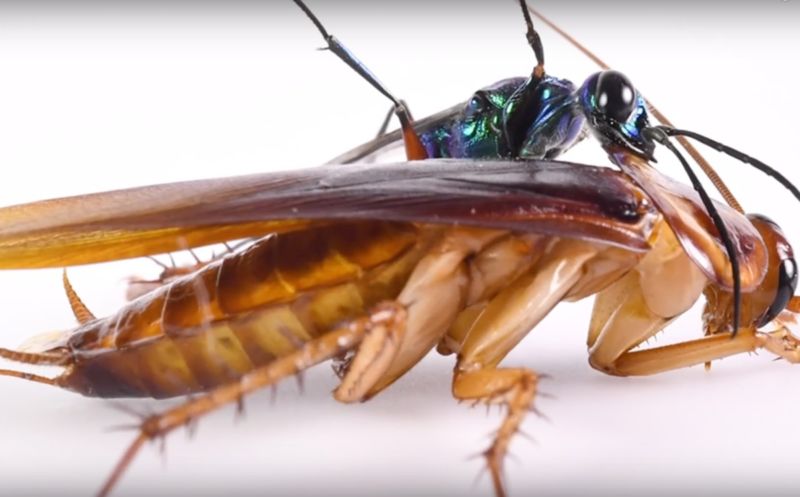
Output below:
[374,100,411,140]
[453,241,600,497]
[359,100,414,164]
[293,0,427,160]
[96,303,403,497]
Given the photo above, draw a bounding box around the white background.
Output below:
[0,2,798,496]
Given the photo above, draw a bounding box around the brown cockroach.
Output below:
[0,2,799,497]
[125,241,253,301]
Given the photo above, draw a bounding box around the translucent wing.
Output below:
[0,159,658,268]
[610,149,768,291]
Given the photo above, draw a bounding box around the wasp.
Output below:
[0,2,798,497]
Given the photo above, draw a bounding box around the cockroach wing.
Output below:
[610,149,768,292]
[0,159,659,268]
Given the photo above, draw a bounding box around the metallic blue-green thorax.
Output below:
[420,75,586,160]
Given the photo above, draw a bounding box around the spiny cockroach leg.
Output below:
[334,301,406,403]
[97,302,403,497]
[128,241,253,301]
[445,241,597,497]
[604,328,796,376]
[62,269,96,324]
[587,270,800,374]
[453,367,539,497]
[146,255,170,271]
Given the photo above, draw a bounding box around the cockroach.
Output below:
[126,242,253,301]
[0,3,798,497]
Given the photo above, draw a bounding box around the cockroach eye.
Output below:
[759,257,798,327]
[594,70,638,124]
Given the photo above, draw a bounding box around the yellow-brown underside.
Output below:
[61,221,433,398]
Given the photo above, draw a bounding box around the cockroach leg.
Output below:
[592,324,800,377]
[586,222,800,375]
[453,367,538,497]
[452,240,601,497]
[361,227,509,397]
[587,222,707,375]
[97,303,400,497]
[62,269,96,324]
[334,301,406,403]
[759,326,800,363]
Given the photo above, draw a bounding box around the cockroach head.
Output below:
[749,215,798,328]
[704,215,798,334]
[579,70,655,160]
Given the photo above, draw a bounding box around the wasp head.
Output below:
[579,70,655,160]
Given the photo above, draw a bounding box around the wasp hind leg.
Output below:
[293,0,427,160]
[96,303,404,497]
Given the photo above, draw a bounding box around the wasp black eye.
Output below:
[759,257,798,327]
[593,70,637,124]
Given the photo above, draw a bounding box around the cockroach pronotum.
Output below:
[0,2,798,497]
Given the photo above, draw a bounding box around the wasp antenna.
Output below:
[517,0,545,78]
[527,6,608,70]
[657,126,800,204]
[528,6,744,214]
[644,128,742,336]
[62,269,96,324]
